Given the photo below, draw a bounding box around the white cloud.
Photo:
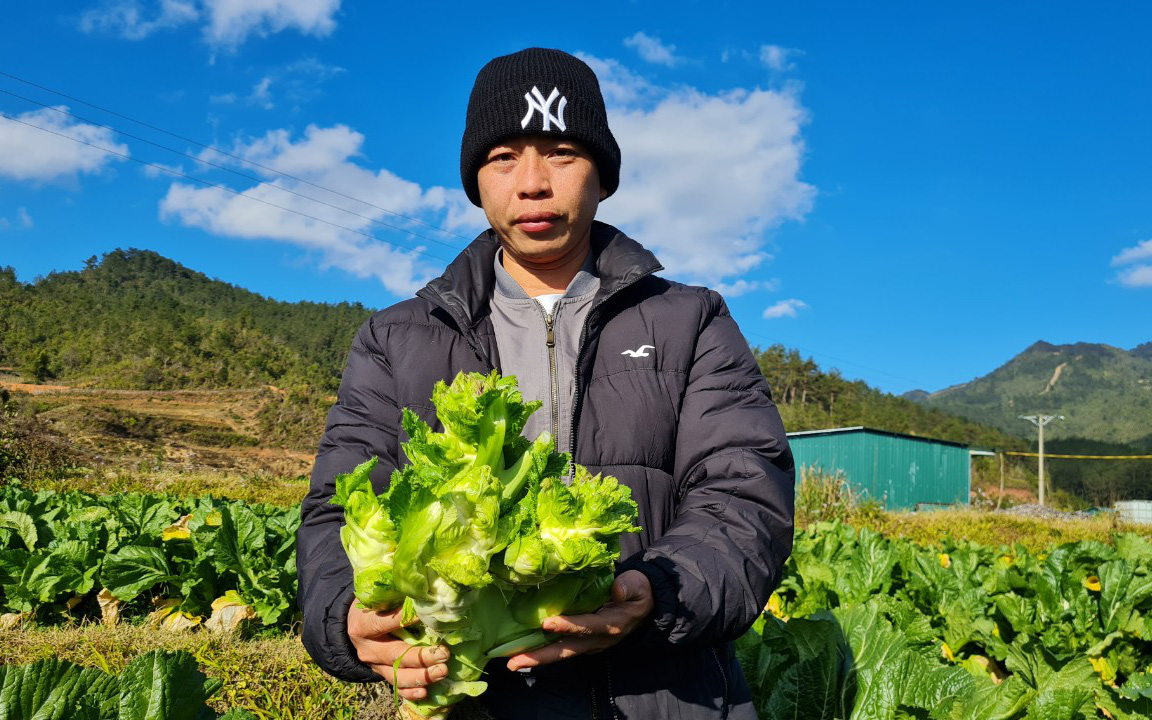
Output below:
[158,123,485,297]
[575,54,659,107]
[714,277,781,297]
[585,54,815,287]
[1110,239,1152,288]
[760,44,801,72]
[713,279,761,297]
[141,160,187,178]
[0,106,129,182]
[216,57,344,110]
[1116,265,1152,288]
[203,0,339,45]
[624,31,681,67]
[0,207,33,231]
[79,0,340,47]
[762,298,808,319]
[1112,239,1152,266]
[249,77,274,109]
[79,0,198,39]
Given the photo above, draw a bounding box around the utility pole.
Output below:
[1020,415,1064,506]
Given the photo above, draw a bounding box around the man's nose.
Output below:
[516,155,551,199]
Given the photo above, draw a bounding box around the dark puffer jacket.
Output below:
[297,222,795,719]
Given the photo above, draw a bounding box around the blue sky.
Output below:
[1,2,1149,396]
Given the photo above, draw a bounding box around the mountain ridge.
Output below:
[908,339,1152,445]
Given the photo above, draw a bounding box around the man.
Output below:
[297,47,795,719]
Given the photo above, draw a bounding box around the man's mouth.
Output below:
[514,212,562,233]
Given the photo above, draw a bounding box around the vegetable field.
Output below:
[0,484,298,630]
[743,522,1152,719]
[3,478,1152,718]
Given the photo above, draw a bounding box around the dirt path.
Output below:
[1042,362,1068,394]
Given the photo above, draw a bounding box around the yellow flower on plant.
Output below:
[1089,656,1117,686]
[162,526,191,541]
[766,592,785,618]
[941,642,955,662]
[938,553,951,569]
[992,623,1001,638]
[1083,576,1102,592]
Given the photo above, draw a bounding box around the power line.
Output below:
[0,113,454,266]
[0,87,467,254]
[1005,451,1152,460]
[0,68,473,244]
[742,328,917,384]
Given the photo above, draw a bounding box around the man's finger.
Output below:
[399,687,428,702]
[393,663,451,689]
[350,604,405,637]
[396,644,451,668]
[506,637,602,670]
[543,610,627,636]
[355,639,450,668]
[367,666,431,702]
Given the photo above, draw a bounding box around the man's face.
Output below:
[477,135,606,264]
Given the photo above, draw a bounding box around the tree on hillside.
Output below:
[24,349,53,383]
[753,344,1026,451]
[0,249,372,392]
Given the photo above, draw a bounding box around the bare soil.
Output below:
[6,382,316,477]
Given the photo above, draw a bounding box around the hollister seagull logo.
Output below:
[621,345,655,358]
[521,86,567,132]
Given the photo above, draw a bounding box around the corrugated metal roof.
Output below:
[785,425,970,449]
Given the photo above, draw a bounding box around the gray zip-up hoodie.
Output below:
[489,248,598,455]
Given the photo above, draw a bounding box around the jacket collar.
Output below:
[417,221,663,331]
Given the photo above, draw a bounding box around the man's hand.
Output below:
[505,570,654,671]
[347,601,450,702]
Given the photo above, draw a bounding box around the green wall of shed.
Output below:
[788,431,970,510]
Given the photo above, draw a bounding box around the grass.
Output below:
[25,466,309,507]
[0,624,364,719]
[794,463,1152,551]
[852,508,1149,552]
[0,624,498,720]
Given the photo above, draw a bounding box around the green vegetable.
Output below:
[0,650,256,719]
[751,521,1152,719]
[332,371,640,719]
[0,484,299,628]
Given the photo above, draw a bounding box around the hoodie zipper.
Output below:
[535,301,562,443]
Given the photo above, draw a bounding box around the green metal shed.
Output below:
[786,426,971,510]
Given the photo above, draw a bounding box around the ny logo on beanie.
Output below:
[520,86,567,132]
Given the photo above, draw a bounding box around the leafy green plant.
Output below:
[0,649,255,719]
[0,485,299,629]
[756,522,1152,719]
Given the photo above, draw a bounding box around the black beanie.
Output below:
[460,47,621,208]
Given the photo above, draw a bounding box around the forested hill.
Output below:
[907,341,1152,446]
[1,249,1023,450]
[754,346,1026,451]
[0,249,372,393]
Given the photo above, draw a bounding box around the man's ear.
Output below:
[599,186,608,201]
